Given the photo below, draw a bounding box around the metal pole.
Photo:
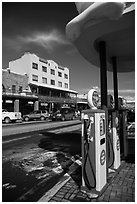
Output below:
[99,41,108,108]
[112,56,118,110]
[99,41,108,176]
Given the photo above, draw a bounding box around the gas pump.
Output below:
[108,95,121,170]
[81,89,107,193]
[118,97,128,158]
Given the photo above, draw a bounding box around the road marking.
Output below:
[2,136,32,144]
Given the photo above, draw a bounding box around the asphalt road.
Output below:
[2,120,82,202]
[2,119,81,136]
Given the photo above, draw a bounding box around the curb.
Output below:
[38,159,82,202]
[38,160,126,202]
[15,155,81,202]
[38,173,71,202]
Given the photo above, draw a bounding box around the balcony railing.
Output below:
[2,89,77,103]
[39,94,77,103]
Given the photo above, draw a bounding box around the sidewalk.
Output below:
[39,159,135,202]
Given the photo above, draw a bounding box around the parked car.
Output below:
[2,109,22,124]
[127,122,135,138]
[51,107,75,121]
[127,110,135,123]
[23,110,49,122]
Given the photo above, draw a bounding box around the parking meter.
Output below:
[81,89,107,192]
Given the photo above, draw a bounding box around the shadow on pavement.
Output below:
[125,154,135,163]
[38,131,81,156]
[39,131,82,188]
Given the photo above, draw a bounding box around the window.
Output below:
[2,84,6,92]
[51,69,55,75]
[42,66,47,72]
[32,75,38,82]
[58,81,62,87]
[65,83,68,88]
[51,79,55,85]
[58,66,64,71]
[64,74,68,79]
[32,62,38,69]
[36,110,41,114]
[19,86,22,93]
[58,72,62,77]
[12,85,16,93]
[42,77,47,84]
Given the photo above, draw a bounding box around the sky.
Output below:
[2,1,135,102]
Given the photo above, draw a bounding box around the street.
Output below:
[2,119,81,136]
[2,120,82,202]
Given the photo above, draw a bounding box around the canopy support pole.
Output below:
[99,41,108,175]
[99,41,108,108]
[112,56,118,110]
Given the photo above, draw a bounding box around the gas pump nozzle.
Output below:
[84,115,94,143]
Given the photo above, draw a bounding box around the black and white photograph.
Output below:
[2,1,135,202]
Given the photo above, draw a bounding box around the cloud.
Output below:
[123,96,135,102]
[108,89,135,94]
[18,29,72,51]
[78,87,135,95]
[104,89,135,101]
[3,29,74,53]
[78,87,135,102]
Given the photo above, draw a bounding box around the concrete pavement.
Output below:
[38,157,135,202]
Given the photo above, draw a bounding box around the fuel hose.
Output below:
[108,134,115,168]
[83,141,96,190]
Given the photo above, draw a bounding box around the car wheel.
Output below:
[24,117,29,122]
[72,116,75,120]
[4,117,10,124]
[40,116,45,121]
[61,116,65,121]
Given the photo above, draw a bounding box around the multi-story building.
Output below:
[9,52,70,91]
[3,52,77,114]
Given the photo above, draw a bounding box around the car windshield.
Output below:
[42,110,48,113]
[2,109,7,112]
[29,111,35,114]
[127,123,135,130]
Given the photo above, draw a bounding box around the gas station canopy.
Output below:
[66,3,135,73]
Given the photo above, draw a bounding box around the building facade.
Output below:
[9,52,70,90]
[2,69,38,114]
[2,53,77,114]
